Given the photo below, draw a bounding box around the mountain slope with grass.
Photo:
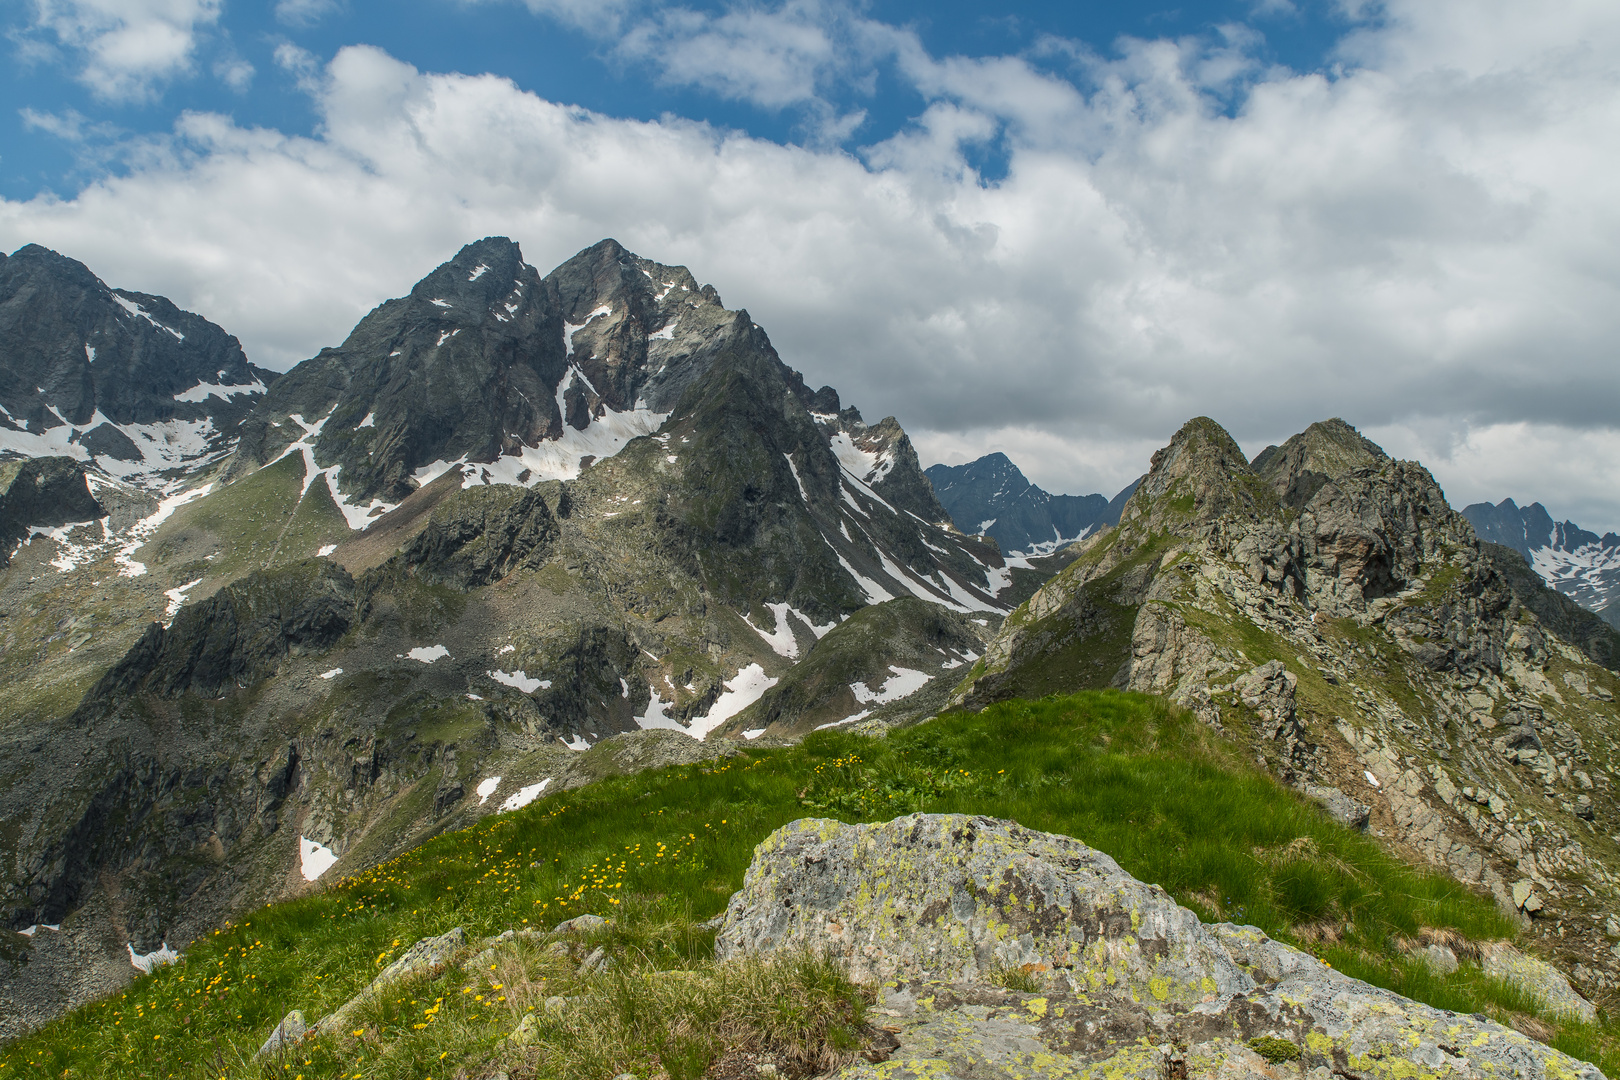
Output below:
[4,694,1614,1079]
[952,416,1620,1010]
[0,238,1036,1037]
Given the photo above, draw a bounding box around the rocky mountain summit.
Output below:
[0,244,274,491]
[0,237,1020,1035]
[1465,499,1620,631]
[954,417,1620,1001]
[924,451,1138,555]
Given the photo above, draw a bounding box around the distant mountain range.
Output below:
[0,244,275,492]
[1463,499,1620,630]
[923,452,1139,555]
[5,241,1620,1050]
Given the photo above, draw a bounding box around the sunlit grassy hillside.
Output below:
[4,691,1612,1079]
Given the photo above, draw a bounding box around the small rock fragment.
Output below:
[254,1009,305,1058]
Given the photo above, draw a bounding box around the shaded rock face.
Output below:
[722,814,1603,1080]
[85,560,357,702]
[1480,542,1620,671]
[953,415,1620,996]
[0,457,105,565]
[923,452,1132,556]
[1252,418,1389,510]
[0,244,274,476]
[396,486,558,590]
[232,236,746,506]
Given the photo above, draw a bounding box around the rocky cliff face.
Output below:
[0,245,275,489]
[0,457,104,567]
[924,451,1138,555]
[723,814,1603,1080]
[954,416,1620,1002]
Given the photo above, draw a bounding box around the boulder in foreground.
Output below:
[717,814,1603,1080]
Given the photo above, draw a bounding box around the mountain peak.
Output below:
[0,243,273,487]
[1252,417,1388,508]
[923,452,1124,556]
[1123,416,1268,528]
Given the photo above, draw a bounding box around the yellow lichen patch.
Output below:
[1026,996,1049,1018]
[1148,976,1171,1001]
[1305,1031,1336,1056]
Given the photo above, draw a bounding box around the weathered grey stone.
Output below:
[720,815,1606,1080]
[1421,944,1460,975]
[314,927,465,1037]
[717,814,1250,1002]
[553,914,609,935]
[254,1009,305,1058]
[1302,783,1370,830]
[1481,942,1597,1023]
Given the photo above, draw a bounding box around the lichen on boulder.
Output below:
[715,813,1251,1004]
[719,814,1606,1080]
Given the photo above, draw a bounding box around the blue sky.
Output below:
[2,0,1619,528]
[2,0,1361,199]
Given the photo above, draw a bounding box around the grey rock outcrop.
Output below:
[312,927,465,1038]
[1301,784,1370,830]
[717,814,1250,1000]
[0,457,105,566]
[255,1009,306,1058]
[722,814,1605,1080]
[1481,941,1597,1023]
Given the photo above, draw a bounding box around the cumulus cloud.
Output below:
[1,0,1618,529]
[26,0,222,102]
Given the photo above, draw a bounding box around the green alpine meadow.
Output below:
[8,692,1616,1080]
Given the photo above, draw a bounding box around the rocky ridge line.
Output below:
[953,417,1620,1003]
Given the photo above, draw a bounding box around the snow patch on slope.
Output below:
[687,663,778,740]
[500,778,551,812]
[489,669,548,693]
[852,666,930,704]
[173,378,266,404]
[299,837,339,882]
[564,305,612,356]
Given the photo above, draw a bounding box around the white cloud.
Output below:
[213,53,253,92]
[1,0,1619,530]
[505,0,640,35]
[617,0,848,109]
[274,0,342,28]
[28,0,222,102]
[273,41,322,91]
